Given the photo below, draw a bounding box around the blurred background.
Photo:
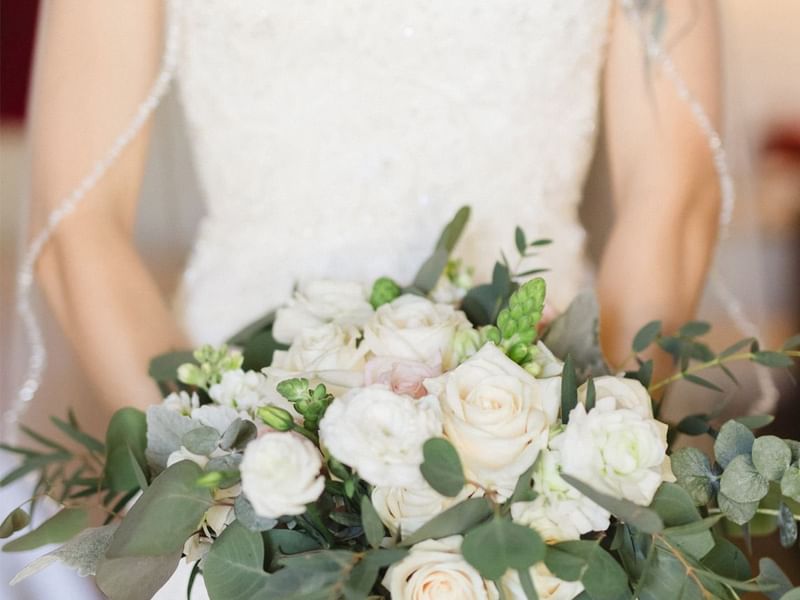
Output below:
[1,0,798,596]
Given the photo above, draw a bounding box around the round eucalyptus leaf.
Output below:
[182,426,220,456]
[752,436,792,482]
[670,448,714,505]
[717,491,758,526]
[714,421,755,469]
[781,465,800,503]
[461,517,544,580]
[720,455,769,504]
[419,438,465,498]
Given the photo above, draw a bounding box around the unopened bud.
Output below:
[277,378,309,403]
[177,363,205,387]
[257,405,295,431]
[370,277,402,309]
[507,342,529,364]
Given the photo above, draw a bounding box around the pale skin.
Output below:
[30,0,721,413]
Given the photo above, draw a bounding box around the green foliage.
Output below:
[700,535,751,581]
[632,320,662,353]
[0,508,30,539]
[757,558,795,600]
[276,378,334,432]
[462,262,515,326]
[461,516,545,580]
[410,206,471,295]
[104,461,212,558]
[343,549,409,600]
[714,420,755,469]
[104,408,148,492]
[752,436,792,481]
[360,496,385,549]
[204,521,271,600]
[670,448,715,506]
[3,508,88,552]
[560,354,578,424]
[369,276,402,309]
[777,502,798,548]
[241,329,288,372]
[546,541,629,600]
[96,551,183,600]
[219,418,257,452]
[234,494,277,533]
[420,438,465,498]
[752,351,794,368]
[720,455,769,504]
[781,465,800,503]
[400,498,492,547]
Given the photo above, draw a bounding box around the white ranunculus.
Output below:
[163,391,199,415]
[208,369,275,411]
[424,344,551,498]
[511,446,610,542]
[240,432,325,518]
[371,484,483,539]
[578,376,653,419]
[272,280,373,345]
[556,396,670,506]
[383,536,498,600]
[362,294,472,370]
[318,386,442,487]
[502,563,584,600]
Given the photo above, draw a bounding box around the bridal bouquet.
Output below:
[3,208,800,599]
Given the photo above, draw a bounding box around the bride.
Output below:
[14,0,722,597]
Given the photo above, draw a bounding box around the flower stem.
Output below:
[708,507,800,522]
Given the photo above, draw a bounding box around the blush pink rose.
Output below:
[364,357,442,399]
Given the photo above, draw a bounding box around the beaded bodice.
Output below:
[174,0,612,344]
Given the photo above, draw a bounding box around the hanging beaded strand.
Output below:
[4,0,183,440]
[622,0,778,411]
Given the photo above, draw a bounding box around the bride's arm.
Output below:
[29,1,186,412]
[598,0,722,374]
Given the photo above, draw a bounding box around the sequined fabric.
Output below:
[174,0,613,344]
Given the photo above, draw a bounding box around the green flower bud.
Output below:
[196,471,223,488]
[453,327,482,364]
[277,378,310,402]
[177,363,206,387]
[480,325,502,346]
[523,361,543,377]
[370,276,402,309]
[311,383,328,402]
[508,342,529,364]
[257,405,295,431]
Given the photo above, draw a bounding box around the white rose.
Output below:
[578,376,653,419]
[511,446,609,542]
[372,484,483,539]
[318,386,442,487]
[502,563,584,600]
[556,397,670,506]
[272,280,373,344]
[383,536,498,600]
[240,432,325,517]
[363,295,471,370]
[364,357,442,399]
[425,344,551,498]
[209,369,276,411]
[272,323,367,373]
[163,391,199,416]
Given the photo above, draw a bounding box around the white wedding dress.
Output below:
[172,0,613,346]
[152,1,612,597]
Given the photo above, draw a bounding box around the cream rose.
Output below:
[425,344,551,498]
[383,536,498,600]
[318,386,442,487]
[502,563,584,600]
[511,447,610,542]
[271,323,367,373]
[240,432,325,518]
[371,484,483,539]
[363,294,472,370]
[578,376,653,419]
[556,396,670,506]
[272,280,373,344]
[364,357,442,399]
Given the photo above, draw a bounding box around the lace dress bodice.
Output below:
[174,0,612,344]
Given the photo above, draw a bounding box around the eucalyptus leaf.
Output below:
[515,226,527,255]
[344,549,409,600]
[717,491,758,526]
[267,550,358,600]
[719,455,769,504]
[10,524,118,585]
[700,535,751,582]
[145,405,197,472]
[752,351,794,369]
[104,461,213,558]
[757,558,794,599]
[714,420,755,469]
[360,496,385,549]
[670,448,715,505]
[234,494,277,532]
[420,438,465,498]
[204,520,271,600]
[560,355,578,424]
[683,374,724,393]
[560,474,663,534]
[265,529,322,559]
[3,508,88,553]
[0,508,30,539]
[401,497,492,547]
[546,540,629,600]
[105,407,148,492]
[676,415,712,437]
[752,436,792,482]
[650,483,715,560]
[148,350,195,384]
[461,517,544,580]
[781,465,800,503]
[678,321,710,338]
[220,419,258,452]
[242,329,288,371]
[777,502,798,548]
[633,321,662,353]
[182,426,220,456]
[96,552,182,600]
